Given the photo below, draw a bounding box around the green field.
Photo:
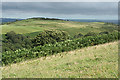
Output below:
[2,41,118,78]
[1,19,118,37]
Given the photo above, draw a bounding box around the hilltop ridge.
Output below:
[1,17,118,37]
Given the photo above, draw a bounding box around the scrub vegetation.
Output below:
[1,18,119,78]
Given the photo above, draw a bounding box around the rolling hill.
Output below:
[1,18,119,78]
[1,18,118,37]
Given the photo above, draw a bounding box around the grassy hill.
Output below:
[2,41,118,78]
[1,18,118,37]
[1,18,119,78]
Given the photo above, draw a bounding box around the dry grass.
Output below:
[2,41,118,78]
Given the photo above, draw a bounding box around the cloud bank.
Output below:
[2,2,118,20]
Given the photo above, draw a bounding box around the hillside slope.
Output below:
[1,19,118,37]
[2,41,118,78]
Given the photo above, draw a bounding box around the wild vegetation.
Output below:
[2,31,119,65]
[2,41,118,78]
[30,17,64,21]
[32,30,70,46]
[1,18,119,78]
[2,31,32,52]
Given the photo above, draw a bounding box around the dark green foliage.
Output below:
[30,17,64,21]
[99,31,109,35]
[15,19,19,21]
[2,31,32,52]
[84,32,97,37]
[74,33,83,38]
[2,32,119,65]
[33,30,70,46]
[104,22,117,25]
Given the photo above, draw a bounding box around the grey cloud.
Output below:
[1,0,120,2]
[2,2,118,19]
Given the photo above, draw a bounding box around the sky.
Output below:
[1,0,120,2]
[2,2,118,20]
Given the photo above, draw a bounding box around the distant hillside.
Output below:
[1,18,118,38]
[67,19,118,24]
[1,17,63,23]
[1,18,24,23]
[1,18,118,24]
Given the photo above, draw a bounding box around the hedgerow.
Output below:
[2,32,119,65]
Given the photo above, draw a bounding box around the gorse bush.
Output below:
[2,31,32,52]
[2,32,119,65]
[99,31,109,35]
[2,30,69,52]
[84,32,98,37]
[32,30,70,46]
[74,33,83,38]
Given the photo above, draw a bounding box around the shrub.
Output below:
[2,31,32,52]
[84,32,97,37]
[99,31,109,35]
[32,30,70,46]
[2,32,119,65]
[74,33,83,38]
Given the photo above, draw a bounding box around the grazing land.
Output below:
[1,19,118,37]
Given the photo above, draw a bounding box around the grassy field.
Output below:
[2,41,118,78]
[1,19,118,37]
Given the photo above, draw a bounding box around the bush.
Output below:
[2,32,119,65]
[2,31,32,52]
[99,31,109,35]
[74,33,83,38]
[32,30,70,46]
[84,32,97,37]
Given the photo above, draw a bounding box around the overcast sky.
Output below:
[2,2,118,20]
